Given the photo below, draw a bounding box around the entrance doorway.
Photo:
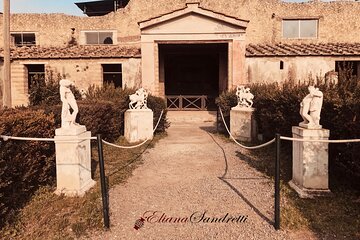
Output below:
[159,43,228,110]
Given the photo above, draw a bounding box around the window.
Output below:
[26,64,45,90]
[11,32,36,46]
[85,31,114,44]
[102,64,122,88]
[282,19,318,39]
[335,61,360,79]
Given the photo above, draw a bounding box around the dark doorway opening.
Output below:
[26,64,45,91]
[159,43,228,110]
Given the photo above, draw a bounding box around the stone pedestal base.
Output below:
[230,107,256,142]
[54,125,95,197]
[289,180,331,198]
[125,109,153,143]
[290,126,331,198]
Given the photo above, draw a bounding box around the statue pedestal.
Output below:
[230,106,256,142]
[289,126,331,198]
[124,109,153,143]
[54,125,95,197]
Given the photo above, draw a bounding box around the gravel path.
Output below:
[89,122,292,240]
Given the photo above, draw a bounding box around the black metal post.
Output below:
[97,134,110,229]
[274,133,281,230]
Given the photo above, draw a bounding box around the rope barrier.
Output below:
[102,138,149,149]
[1,135,55,142]
[0,135,96,142]
[280,136,360,143]
[218,107,275,149]
[153,110,164,133]
[101,110,164,149]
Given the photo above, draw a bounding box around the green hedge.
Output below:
[0,108,56,227]
[216,82,360,190]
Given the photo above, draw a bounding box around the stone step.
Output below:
[167,111,218,123]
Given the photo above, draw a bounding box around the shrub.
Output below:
[147,95,169,133]
[29,69,81,107]
[86,83,133,107]
[215,89,237,133]
[0,108,56,227]
[251,82,306,140]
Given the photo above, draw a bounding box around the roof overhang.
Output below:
[75,0,129,17]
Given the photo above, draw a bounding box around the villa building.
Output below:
[0,0,360,108]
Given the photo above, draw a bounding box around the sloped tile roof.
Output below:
[246,43,360,57]
[0,45,141,60]
[1,43,360,60]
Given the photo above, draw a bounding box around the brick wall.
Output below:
[10,62,28,106]
[0,0,359,48]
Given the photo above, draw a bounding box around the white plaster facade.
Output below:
[246,56,360,85]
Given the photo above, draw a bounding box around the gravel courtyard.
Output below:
[90,122,294,240]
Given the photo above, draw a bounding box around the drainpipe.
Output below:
[2,0,11,107]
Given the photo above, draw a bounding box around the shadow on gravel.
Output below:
[205,131,274,226]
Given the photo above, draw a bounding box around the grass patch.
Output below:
[241,145,360,239]
[0,134,165,239]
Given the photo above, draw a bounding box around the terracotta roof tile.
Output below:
[1,43,360,60]
[0,45,141,59]
[246,42,360,57]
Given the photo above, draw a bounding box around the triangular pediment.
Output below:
[139,3,248,34]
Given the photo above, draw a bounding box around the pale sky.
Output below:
[0,0,86,16]
[0,0,328,16]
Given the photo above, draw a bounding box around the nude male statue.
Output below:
[60,79,79,127]
[299,86,323,128]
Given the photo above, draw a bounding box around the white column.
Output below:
[141,37,156,94]
[231,39,246,88]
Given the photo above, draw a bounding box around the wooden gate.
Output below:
[166,95,209,110]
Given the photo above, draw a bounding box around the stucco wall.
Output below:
[0,0,360,48]
[9,57,141,107]
[202,0,360,44]
[0,61,3,99]
[246,56,360,84]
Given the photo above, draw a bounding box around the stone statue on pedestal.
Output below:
[59,79,79,128]
[299,86,323,129]
[231,86,256,142]
[55,80,94,197]
[125,87,153,143]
